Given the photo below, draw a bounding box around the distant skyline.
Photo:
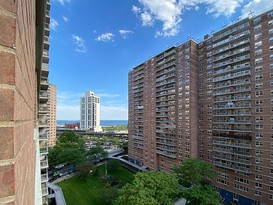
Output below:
[49,0,273,120]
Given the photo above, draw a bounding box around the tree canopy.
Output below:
[115,171,179,205]
[175,159,221,205]
[48,131,86,167]
[174,159,215,185]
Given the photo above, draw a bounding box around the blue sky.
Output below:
[49,0,273,120]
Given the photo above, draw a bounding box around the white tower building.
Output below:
[80,91,102,132]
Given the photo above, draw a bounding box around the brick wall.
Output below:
[0,0,37,204]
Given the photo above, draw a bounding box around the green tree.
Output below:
[174,159,215,185]
[101,187,118,204]
[115,171,179,205]
[182,185,221,205]
[112,137,119,147]
[175,159,221,205]
[58,130,84,145]
[77,162,96,178]
[86,146,108,161]
[48,131,86,167]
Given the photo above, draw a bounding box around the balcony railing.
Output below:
[156,149,176,159]
[213,161,252,174]
[213,147,252,157]
[213,69,251,82]
[40,159,48,168]
[41,173,48,182]
[213,141,251,148]
[40,147,48,154]
[213,155,252,165]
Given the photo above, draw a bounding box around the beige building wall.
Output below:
[48,84,56,147]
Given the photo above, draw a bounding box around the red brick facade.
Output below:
[0,1,42,204]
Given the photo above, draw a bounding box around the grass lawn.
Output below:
[57,160,134,205]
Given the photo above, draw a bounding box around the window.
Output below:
[254,25,262,31]
[254,33,262,40]
[268,11,273,18]
[255,182,263,188]
[255,91,264,97]
[255,116,264,122]
[256,124,263,129]
[255,74,263,80]
[255,49,262,55]
[255,99,264,105]
[255,190,262,196]
[256,149,263,155]
[256,108,263,113]
[269,20,273,26]
[255,174,263,180]
[255,41,262,48]
[270,46,273,51]
[253,17,261,24]
[270,54,273,60]
[255,141,263,147]
[255,66,263,72]
[270,37,273,43]
[269,28,273,35]
[255,58,263,64]
[255,83,263,89]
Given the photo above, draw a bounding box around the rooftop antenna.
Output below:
[248,10,254,18]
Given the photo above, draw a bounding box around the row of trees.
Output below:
[114,159,221,205]
[49,131,221,205]
[48,131,109,168]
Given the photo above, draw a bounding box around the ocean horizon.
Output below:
[57,120,128,126]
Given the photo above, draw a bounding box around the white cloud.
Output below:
[97,93,120,98]
[119,29,134,39]
[72,35,87,53]
[50,18,59,32]
[56,91,127,120]
[101,105,128,120]
[58,0,70,5]
[63,16,69,22]
[132,0,244,37]
[132,5,141,14]
[241,0,273,18]
[95,33,115,42]
[57,105,80,120]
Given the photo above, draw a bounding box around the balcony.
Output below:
[213,140,251,148]
[213,103,251,109]
[213,147,252,157]
[40,159,48,169]
[213,119,251,125]
[212,38,250,55]
[213,79,251,90]
[213,69,251,82]
[39,117,48,126]
[39,132,48,140]
[212,22,250,42]
[214,62,250,76]
[40,147,48,154]
[215,95,251,103]
[41,173,48,183]
[212,30,250,49]
[214,111,251,117]
[213,155,252,165]
[42,187,48,196]
[212,46,250,63]
[213,126,251,132]
[156,149,176,159]
[213,161,252,174]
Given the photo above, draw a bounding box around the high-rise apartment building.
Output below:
[129,9,273,205]
[80,91,102,132]
[48,84,56,147]
[0,1,51,204]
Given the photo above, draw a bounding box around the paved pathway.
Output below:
[48,183,67,205]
